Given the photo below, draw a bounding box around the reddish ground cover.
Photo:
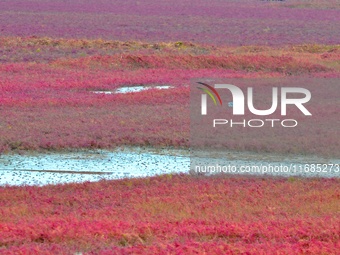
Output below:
[0,0,339,46]
[0,38,339,157]
[0,2,339,253]
[0,174,339,254]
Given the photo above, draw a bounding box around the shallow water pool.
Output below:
[0,148,338,186]
[92,85,173,94]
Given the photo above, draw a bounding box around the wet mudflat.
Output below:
[0,147,339,186]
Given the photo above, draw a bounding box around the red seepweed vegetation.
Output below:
[0,174,339,254]
[0,37,339,156]
[0,1,339,253]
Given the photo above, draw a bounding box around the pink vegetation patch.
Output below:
[0,175,339,254]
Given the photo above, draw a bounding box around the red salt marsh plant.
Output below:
[0,37,339,156]
[0,174,339,254]
[0,0,339,45]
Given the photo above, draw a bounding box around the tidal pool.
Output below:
[0,148,338,186]
[92,85,173,94]
[0,148,189,186]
